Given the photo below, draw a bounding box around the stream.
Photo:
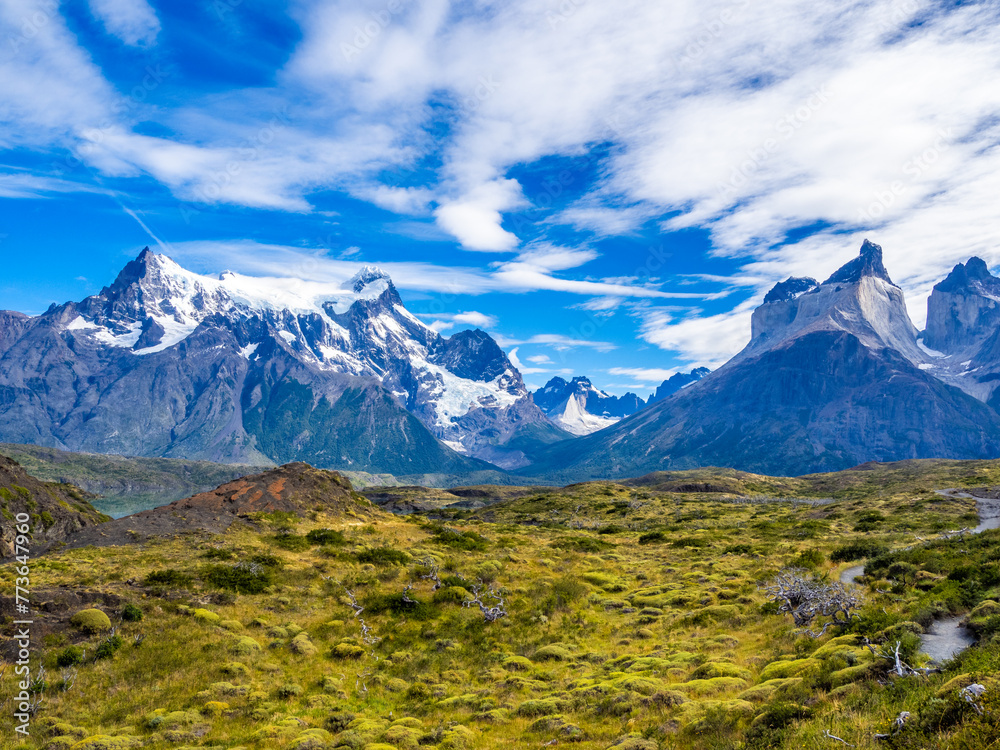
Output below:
[839,491,999,664]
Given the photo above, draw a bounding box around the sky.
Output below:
[1,0,1000,396]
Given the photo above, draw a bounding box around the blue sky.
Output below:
[2,0,1000,395]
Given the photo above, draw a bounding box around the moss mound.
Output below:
[69,608,112,634]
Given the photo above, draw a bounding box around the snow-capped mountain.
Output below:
[534,376,645,436]
[526,241,1000,481]
[0,249,565,474]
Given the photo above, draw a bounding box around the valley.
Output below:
[2,453,1000,749]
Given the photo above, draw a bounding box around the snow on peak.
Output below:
[345,265,393,294]
[70,251,421,353]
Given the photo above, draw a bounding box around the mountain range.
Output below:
[525,241,1000,480]
[3,241,1000,482]
[0,250,564,480]
[532,369,710,436]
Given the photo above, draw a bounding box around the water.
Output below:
[839,492,998,663]
[920,616,977,664]
[839,564,865,585]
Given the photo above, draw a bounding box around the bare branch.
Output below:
[823,729,854,746]
[463,579,508,623]
[761,569,863,637]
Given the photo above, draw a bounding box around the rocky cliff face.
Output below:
[925,258,1000,352]
[0,250,562,474]
[748,240,922,363]
[526,241,1000,480]
[919,258,1000,405]
[0,454,109,558]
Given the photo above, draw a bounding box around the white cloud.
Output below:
[607,367,678,383]
[0,171,105,199]
[419,310,499,333]
[4,0,1000,365]
[635,300,759,368]
[508,347,552,375]
[164,239,718,303]
[527,354,553,364]
[495,333,617,353]
[434,180,524,251]
[88,0,160,46]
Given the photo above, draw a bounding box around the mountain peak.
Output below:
[935,257,1000,295]
[345,265,393,294]
[764,277,819,304]
[824,239,895,286]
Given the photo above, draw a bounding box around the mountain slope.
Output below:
[0,453,109,558]
[0,249,558,474]
[525,241,1000,480]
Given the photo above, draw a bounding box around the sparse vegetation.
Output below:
[6,459,1000,749]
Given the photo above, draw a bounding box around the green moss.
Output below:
[290,633,318,655]
[330,642,367,659]
[758,657,823,682]
[533,643,574,661]
[231,637,262,655]
[69,608,111,634]
[690,661,752,681]
[193,608,221,625]
[69,736,143,749]
[677,676,750,696]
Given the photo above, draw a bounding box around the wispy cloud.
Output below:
[88,0,160,46]
[420,310,499,333]
[508,347,552,375]
[494,333,617,353]
[3,0,1000,367]
[607,367,678,383]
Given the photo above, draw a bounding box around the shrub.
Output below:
[121,603,143,622]
[70,609,112,634]
[671,537,710,548]
[854,511,885,532]
[271,533,310,551]
[201,548,236,560]
[306,528,347,545]
[724,544,754,555]
[56,645,86,667]
[144,569,192,587]
[95,635,124,660]
[794,549,825,569]
[638,531,667,545]
[363,592,436,620]
[428,525,489,551]
[277,683,303,698]
[551,536,612,553]
[830,540,890,563]
[249,553,283,568]
[356,547,410,566]
[203,563,273,594]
